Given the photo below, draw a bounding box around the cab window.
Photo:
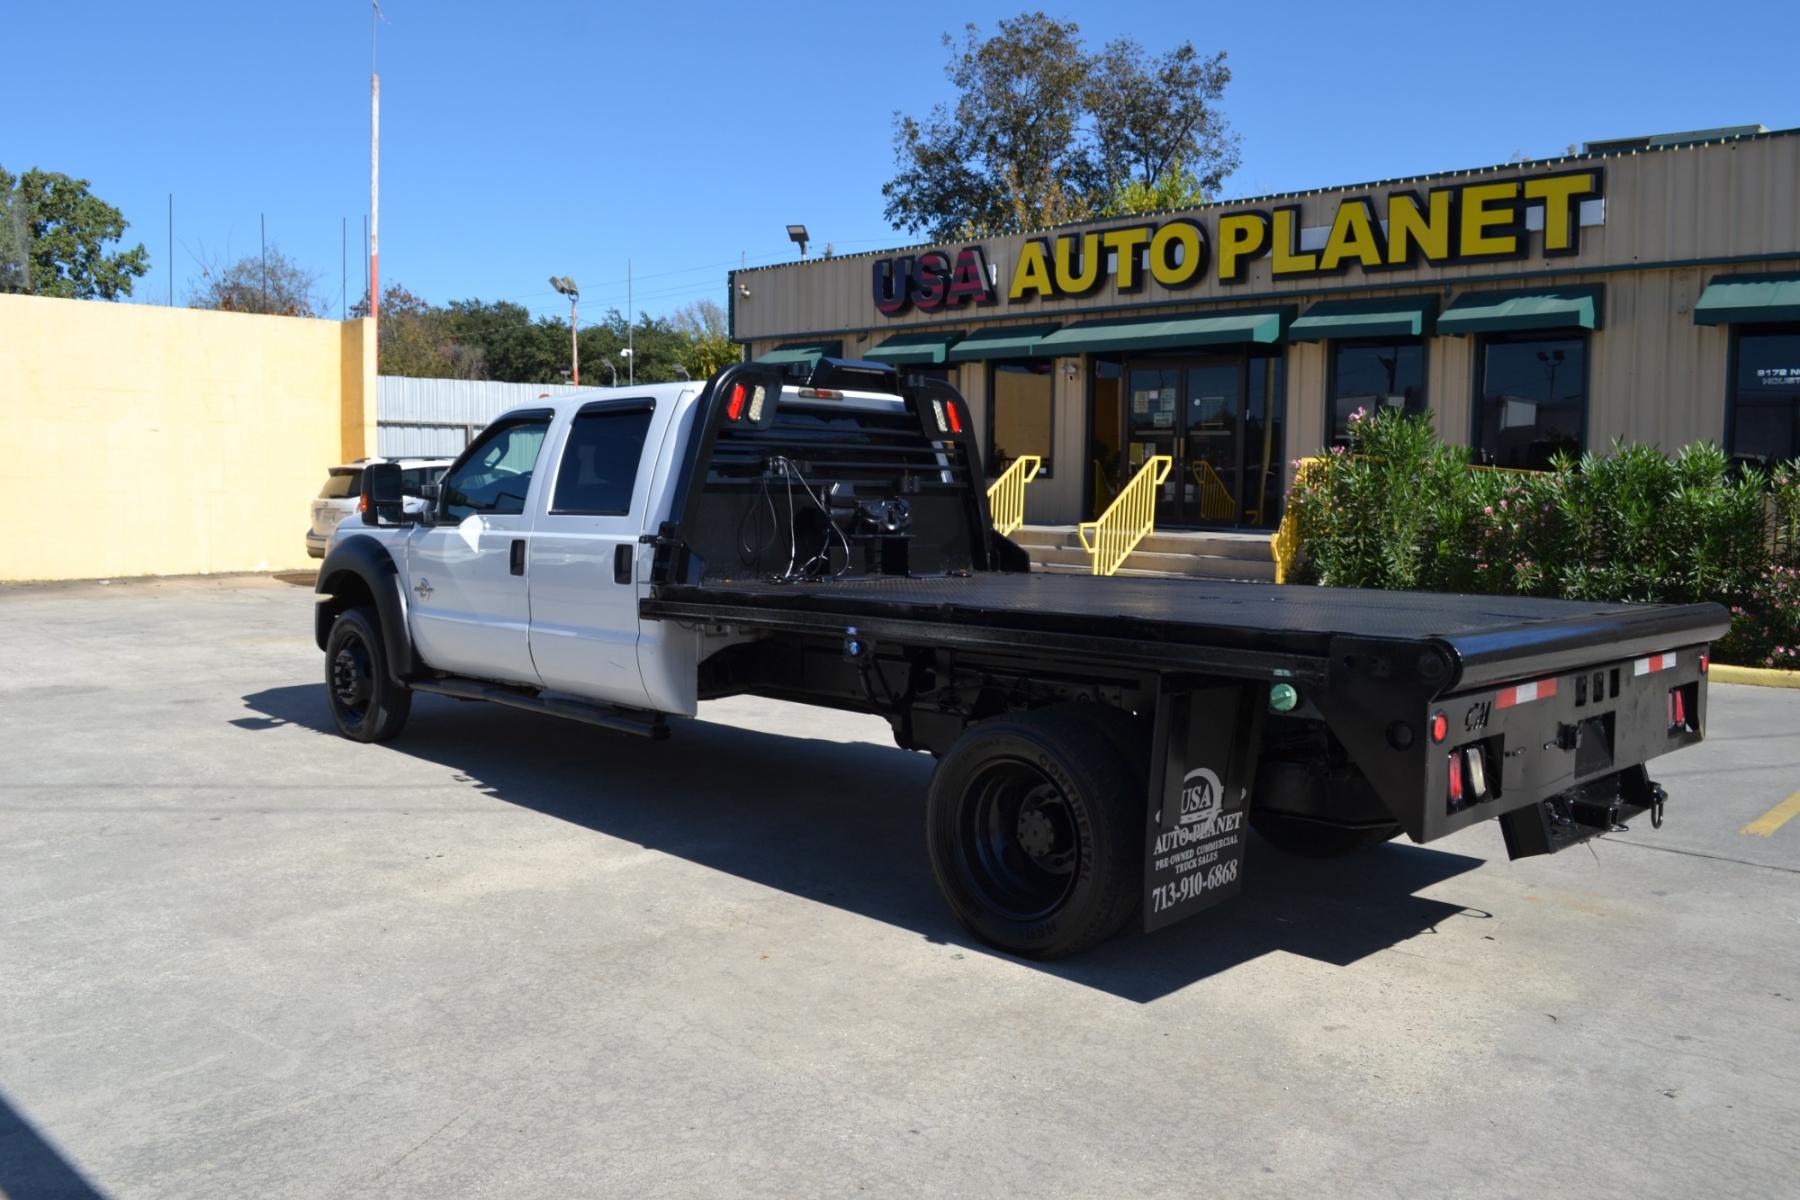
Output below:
[440,420,550,522]
[552,405,655,515]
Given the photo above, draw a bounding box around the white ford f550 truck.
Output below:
[316,359,1726,958]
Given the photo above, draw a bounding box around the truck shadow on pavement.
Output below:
[238,685,1486,1004]
[0,1090,108,1199]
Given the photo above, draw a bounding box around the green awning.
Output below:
[1032,309,1290,355]
[755,341,842,368]
[1288,296,1437,342]
[865,331,963,365]
[1437,286,1603,335]
[944,324,1062,362]
[1693,274,1800,325]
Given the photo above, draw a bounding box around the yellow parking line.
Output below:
[1741,791,1800,837]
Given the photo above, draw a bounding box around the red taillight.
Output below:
[945,400,963,434]
[1447,751,1464,806]
[1429,711,1448,743]
[1698,653,1709,674]
[1669,688,1686,729]
[726,382,747,422]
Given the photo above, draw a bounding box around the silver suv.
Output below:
[306,457,452,559]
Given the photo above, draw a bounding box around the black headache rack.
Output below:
[645,360,1025,589]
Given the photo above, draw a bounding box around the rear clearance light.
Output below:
[1429,711,1449,743]
[1699,652,1709,673]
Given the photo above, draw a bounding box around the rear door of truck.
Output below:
[527,393,680,708]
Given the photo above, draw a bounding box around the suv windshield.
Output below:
[319,468,363,500]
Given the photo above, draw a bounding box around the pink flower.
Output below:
[1483,505,1494,516]
[1499,499,1509,510]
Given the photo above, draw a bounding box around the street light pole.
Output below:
[550,275,580,385]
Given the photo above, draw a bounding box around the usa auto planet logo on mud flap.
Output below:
[1178,767,1224,834]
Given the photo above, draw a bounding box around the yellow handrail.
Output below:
[985,454,1042,537]
[1190,460,1239,522]
[1077,454,1172,576]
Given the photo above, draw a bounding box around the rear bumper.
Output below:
[306,529,329,558]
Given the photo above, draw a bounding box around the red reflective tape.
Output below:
[1634,652,1676,676]
[1495,676,1558,709]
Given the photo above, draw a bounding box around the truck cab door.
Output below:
[406,413,552,685]
[527,395,673,710]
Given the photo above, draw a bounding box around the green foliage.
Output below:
[0,166,149,300]
[882,14,1238,239]
[1285,408,1800,667]
[1100,159,1211,217]
[189,244,321,316]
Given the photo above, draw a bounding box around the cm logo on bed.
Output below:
[1178,767,1224,833]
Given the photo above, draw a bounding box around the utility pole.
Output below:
[167,194,172,306]
[627,257,634,385]
[370,2,386,365]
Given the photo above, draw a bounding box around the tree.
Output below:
[881,14,1239,239]
[189,244,321,316]
[372,283,484,379]
[1100,158,1212,218]
[1086,39,1237,196]
[0,167,149,300]
[671,299,740,380]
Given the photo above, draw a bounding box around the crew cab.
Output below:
[314,361,1727,958]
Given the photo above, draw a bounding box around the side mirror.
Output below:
[415,481,441,526]
[359,462,408,526]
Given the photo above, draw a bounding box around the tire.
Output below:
[325,605,412,743]
[1248,809,1401,858]
[926,709,1143,959]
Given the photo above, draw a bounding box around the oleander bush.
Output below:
[1283,408,1800,668]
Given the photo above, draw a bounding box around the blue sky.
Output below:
[6,0,1796,325]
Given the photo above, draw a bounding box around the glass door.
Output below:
[1182,359,1243,525]
[1125,366,1181,525]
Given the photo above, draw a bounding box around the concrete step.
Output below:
[1012,525,1275,563]
[1007,524,1081,549]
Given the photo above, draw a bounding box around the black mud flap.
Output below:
[1499,765,1668,859]
[1144,680,1266,933]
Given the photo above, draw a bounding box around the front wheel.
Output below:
[325,605,412,743]
[926,709,1142,959]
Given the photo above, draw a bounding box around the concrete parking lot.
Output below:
[3,574,1798,1200]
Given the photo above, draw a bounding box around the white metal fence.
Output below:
[376,376,586,458]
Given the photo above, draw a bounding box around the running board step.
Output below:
[410,677,670,739]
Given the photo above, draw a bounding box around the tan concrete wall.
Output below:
[0,294,375,581]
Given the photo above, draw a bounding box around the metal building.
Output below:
[730,126,1800,531]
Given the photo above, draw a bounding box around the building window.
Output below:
[1473,333,1586,469]
[1728,325,1800,467]
[1329,340,1425,445]
[988,360,1055,477]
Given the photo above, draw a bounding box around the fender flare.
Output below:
[314,534,416,683]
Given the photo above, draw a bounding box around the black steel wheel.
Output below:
[927,709,1142,959]
[324,605,411,743]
